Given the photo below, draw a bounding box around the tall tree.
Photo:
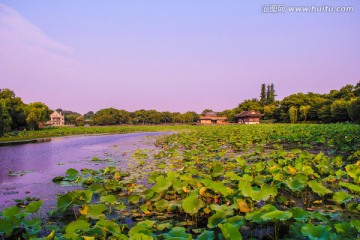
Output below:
[288,106,298,123]
[0,100,12,136]
[260,84,266,106]
[266,85,271,103]
[268,83,276,103]
[300,105,311,122]
[0,88,26,129]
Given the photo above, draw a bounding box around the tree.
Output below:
[23,102,50,129]
[84,111,94,120]
[260,84,266,106]
[201,109,213,116]
[160,112,173,124]
[347,98,360,122]
[26,112,39,130]
[288,106,298,123]
[331,99,351,122]
[263,104,277,120]
[300,105,311,122]
[92,108,119,125]
[268,83,276,103]
[0,100,12,136]
[0,88,26,129]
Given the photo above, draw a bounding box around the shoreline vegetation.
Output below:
[0,125,195,144]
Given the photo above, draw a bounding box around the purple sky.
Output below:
[1,1,359,114]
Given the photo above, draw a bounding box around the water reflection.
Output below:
[0,132,166,208]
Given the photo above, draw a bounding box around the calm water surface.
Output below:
[0,132,167,209]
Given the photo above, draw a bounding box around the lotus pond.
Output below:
[0,124,360,239]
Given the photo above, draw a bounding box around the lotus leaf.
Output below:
[218,223,242,240]
[307,180,332,196]
[86,204,106,219]
[162,227,192,239]
[100,195,117,205]
[65,220,90,240]
[334,222,357,238]
[339,182,360,194]
[332,191,353,204]
[207,210,226,228]
[153,176,172,193]
[196,230,215,240]
[182,196,204,215]
[24,200,43,213]
[290,207,308,221]
[301,224,331,240]
[260,210,292,221]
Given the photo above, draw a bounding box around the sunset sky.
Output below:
[1,0,359,114]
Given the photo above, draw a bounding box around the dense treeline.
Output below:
[218,82,360,123]
[1,82,359,136]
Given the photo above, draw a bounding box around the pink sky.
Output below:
[1,1,359,114]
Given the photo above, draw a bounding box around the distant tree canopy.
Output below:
[1,81,359,136]
[0,88,51,135]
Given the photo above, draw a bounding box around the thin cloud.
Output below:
[0,3,73,57]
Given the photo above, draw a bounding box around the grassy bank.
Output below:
[0,125,195,143]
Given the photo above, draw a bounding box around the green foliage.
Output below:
[289,106,298,123]
[2,124,360,239]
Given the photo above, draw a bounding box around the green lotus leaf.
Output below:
[153,175,172,193]
[218,223,242,240]
[157,223,172,231]
[0,219,14,235]
[225,216,245,227]
[235,156,246,167]
[72,190,93,204]
[95,219,122,236]
[116,202,126,211]
[25,200,43,213]
[307,180,332,196]
[332,191,353,204]
[196,230,215,240]
[290,207,308,221]
[242,185,277,201]
[201,179,233,196]
[182,196,204,215]
[283,175,307,192]
[207,210,226,228]
[224,172,241,181]
[163,227,192,239]
[65,220,90,240]
[65,168,79,181]
[129,194,141,204]
[350,219,360,232]
[308,212,328,222]
[210,204,236,216]
[289,222,306,239]
[154,199,169,212]
[245,204,278,222]
[143,188,155,199]
[301,224,331,240]
[211,163,224,177]
[339,182,360,194]
[2,206,20,219]
[334,222,357,237]
[100,195,117,205]
[173,179,188,193]
[260,210,292,221]
[130,233,154,240]
[128,225,153,237]
[86,204,106,219]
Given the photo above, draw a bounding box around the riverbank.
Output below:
[0,125,193,144]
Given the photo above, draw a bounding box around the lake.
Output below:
[0,132,167,210]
